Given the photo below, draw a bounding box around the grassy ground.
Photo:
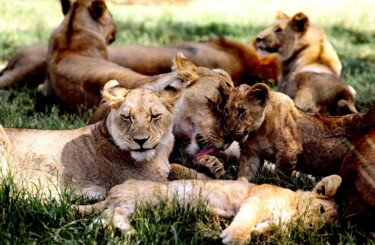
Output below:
[1,0,375,243]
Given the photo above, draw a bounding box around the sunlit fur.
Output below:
[76,175,341,245]
[256,11,356,115]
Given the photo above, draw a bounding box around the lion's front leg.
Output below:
[169,163,212,180]
[75,185,107,200]
[220,197,264,244]
[194,155,225,179]
[273,151,299,185]
[237,151,264,182]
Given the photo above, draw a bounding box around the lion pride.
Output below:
[256,11,357,115]
[45,0,147,111]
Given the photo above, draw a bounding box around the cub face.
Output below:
[223,83,270,148]
[256,11,309,61]
[68,0,117,44]
[103,80,180,162]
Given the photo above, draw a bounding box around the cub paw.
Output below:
[220,227,249,245]
[194,155,225,179]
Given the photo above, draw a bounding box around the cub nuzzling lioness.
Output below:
[256,11,357,115]
[223,83,364,183]
[2,78,210,199]
[76,175,342,244]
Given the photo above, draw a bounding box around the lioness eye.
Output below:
[238,108,246,117]
[151,114,161,121]
[274,27,282,33]
[320,205,325,214]
[121,115,131,122]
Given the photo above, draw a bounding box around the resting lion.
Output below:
[0,0,280,89]
[223,83,364,183]
[76,175,342,244]
[256,11,357,115]
[89,53,236,179]
[45,0,147,110]
[1,78,210,199]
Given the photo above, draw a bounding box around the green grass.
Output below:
[1,0,375,243]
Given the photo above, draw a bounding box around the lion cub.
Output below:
[223,83,364,183]
[256,11,357,115]
[76,175,341,244]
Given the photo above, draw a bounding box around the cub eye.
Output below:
[274,27,282,33]
[224,108,229,115]
[121,115,131,122]
[151,114,161,121]
[320,205,325,214]
[238,108,246,117]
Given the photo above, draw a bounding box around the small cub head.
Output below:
[103,80,181,162]
[223,83,269,146]
[256,11,309,61]
[300,175,342,225]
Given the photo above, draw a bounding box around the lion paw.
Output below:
[220,227,249,245]
[194,155,225,179]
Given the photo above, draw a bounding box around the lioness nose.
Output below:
[256,36,264,43]
[133,137,149,147]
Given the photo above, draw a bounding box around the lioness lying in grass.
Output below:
[76,175,342,244]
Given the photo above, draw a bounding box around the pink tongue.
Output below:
[194,148,215,159]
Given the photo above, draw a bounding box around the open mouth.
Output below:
[194,134,219,158]
[258,45,278,53]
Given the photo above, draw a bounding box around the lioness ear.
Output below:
[313,175,342,197]
[61,0,70,15]
[290,12,309,32]
[277,11,289,19]
[213,69,234,87]
[102,80,129,109]
[248,83,270,106]
[173,52,199,88]
[89,0,107,19]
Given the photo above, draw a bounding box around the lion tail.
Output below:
[73,199,109,215]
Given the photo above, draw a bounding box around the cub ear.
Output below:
[160,88,183,114]
[247,83,270,106]
[290,12,309,32]
[102,80,129,109]
[277,11,289,19]
[89,0,107,20]
[313,175,342,197]
[173,52,199,88]
[61,0,70,15]
[213,68,234,87]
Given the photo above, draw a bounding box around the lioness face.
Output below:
[103,80,179,162]
[256,12,309,61]
[74,0,117,44]
[224,84,270,146]
[177,67,234,155]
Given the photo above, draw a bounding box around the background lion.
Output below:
[223,83,364,183]
[256,11,357,115]
[2,75,209,199]
[76,175,342,244]
[45,0,147,111]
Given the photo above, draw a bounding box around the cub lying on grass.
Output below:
[2,79,208,199]
[256,11,357,115]
[76,175,341,244]
[223,83,364,183]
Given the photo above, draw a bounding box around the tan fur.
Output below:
[45,0,147,111]
[76,175,341,244]
[90,54,235,178]
[256,12,357,115]
[224,83,364,182]
[1,78,204,198]
[1,37,280,89]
